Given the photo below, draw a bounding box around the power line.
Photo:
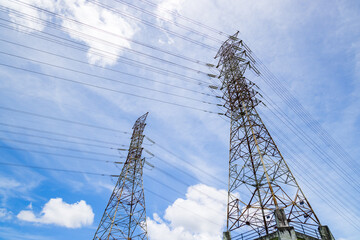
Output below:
[3,1,214,77]
[0,158,223,228]
[89,0,218,51]
[9,0,214,67]
[258,90,360,191]
[145,136,227,187]
[144,187,223,227]
[257,106,360,212]
[0,129,116,149]
[0,138,119,158]
[259,112,360,230]
[261,110,360,202]
[131,0,356,184]
[0,13,215,86]
[0,38,215,97]
[0,51,217,105]
[0,145,120,163]
[0,106,131,133]
[2,0,356,231]
[0,122,126,147]
[0,63,219,114]
[147,161,227,210]
[230,37,360,183]
[137,0,229,37]
[144,171,225,216]
[132,0,360,184]
[0,161,113,176]
[0,20,214,88]
[111,0,224,44]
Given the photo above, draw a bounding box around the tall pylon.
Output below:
[216,32,334,240]
[93,113,149,240]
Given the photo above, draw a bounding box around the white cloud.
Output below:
[0,0,55,32]
[56,0,137,66]
[155,0,184,44]
[0,208,13,221]
[0,175,42,204]
[147,184,227,240]
[156,0,184,21]
[2,0,137,66]
[17,198,94,228]
[0,177,21,189]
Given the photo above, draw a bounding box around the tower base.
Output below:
[223,210,335,240]
[225,227,335,240]
[223,231,231,240]
[254,229,319,240]
[318,226,335,240]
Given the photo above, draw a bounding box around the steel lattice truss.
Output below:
[215,32,321,237]
[93,113,149,240]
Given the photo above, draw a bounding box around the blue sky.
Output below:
[0,0,359,239]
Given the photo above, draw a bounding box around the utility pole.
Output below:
[216,32,335,240]
[93,113,149,240]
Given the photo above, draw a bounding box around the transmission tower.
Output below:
[93,113,149,240]
[216,32,335,240]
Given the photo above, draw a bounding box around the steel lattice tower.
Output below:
[93,113,149,240]
[216,33,334,240]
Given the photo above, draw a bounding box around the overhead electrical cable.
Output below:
[0,39,214,97]
[133,0,359,179]
[0,138,119,158]
[259,106,360,203]
[119,1,360,223]
[0,51,217,105]
[150,154,202,184]
[0,129,115,149]
[2,0,356,229]
[144,171,225,215]
[89,0,218,51]
[221,36,360,179]
[9,0,214,67]
[0,18,213,86]
[0,106,131,133]
[260,113,360,229]
[145,136,227,187]
[259,95,360,192]
[144,149,244,208]
[0,145,120,163]
[258,89,360,191]
[137,0,229,37]
[149,164,228,208]
[140,0,360,174]
[261,111,360,209]
[0,122,125,146]
[2,3,214,78]
[0,63,219,114]
[0,158,225,228]
[256,65,360,172]
[111,0,224,44]
[144,188,222,227]
[0,161,113,176]
[255,110,360,222]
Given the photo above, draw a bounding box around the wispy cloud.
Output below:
[1,0,138,66]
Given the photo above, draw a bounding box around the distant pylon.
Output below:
[93,113,149,240]
[216,32,334,240]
